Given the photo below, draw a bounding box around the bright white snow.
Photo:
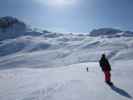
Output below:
[0,61,133,100]
[0,17,133,100]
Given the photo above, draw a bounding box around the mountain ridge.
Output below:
[0,16,133,41]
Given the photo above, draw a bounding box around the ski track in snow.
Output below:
[0,62,133,100]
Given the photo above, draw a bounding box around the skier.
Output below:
[99,54,113,85]
[86,67,89,72]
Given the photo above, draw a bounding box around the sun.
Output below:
[49,0,76,6]
[53,0,73,5]
[37,0,77,7]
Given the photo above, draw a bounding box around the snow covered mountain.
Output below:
[0,16,133,68]
[0,16,27,41]
[0,16,133,100]
[90,28,133,37]
[0,16,50,41]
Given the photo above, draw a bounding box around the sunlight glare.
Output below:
[37,0,77,7]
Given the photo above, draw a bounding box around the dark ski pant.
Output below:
[104,71,111,82]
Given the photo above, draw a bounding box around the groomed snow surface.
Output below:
[0,61,133,100]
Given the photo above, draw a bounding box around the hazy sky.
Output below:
[0,0,133,33]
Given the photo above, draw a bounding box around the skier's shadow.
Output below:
[109,84,132,99]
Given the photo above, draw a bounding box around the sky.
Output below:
[0,0,133,33]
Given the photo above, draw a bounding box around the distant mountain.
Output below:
[0,16,26,29]
[1,16,133,41]
[0,16,28,41]
[90,28,133,37]
[0,17,133,66]
[0,16,51,41]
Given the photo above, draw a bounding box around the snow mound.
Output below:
[0,35,133,69]
[0,36,55,56]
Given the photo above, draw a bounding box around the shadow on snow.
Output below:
[109,84,132,99]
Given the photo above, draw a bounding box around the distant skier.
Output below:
[99,54,113,85]
[86,67,89,72]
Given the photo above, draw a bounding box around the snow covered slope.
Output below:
[0,35,133,69]
[0,17,133,100]
[0,61,133,100]
[0,35,133,100]
[0,17,133,68]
